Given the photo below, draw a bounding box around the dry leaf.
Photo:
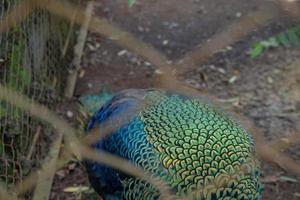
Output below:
[63,186,90,193]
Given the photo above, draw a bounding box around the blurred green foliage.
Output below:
[0,26,30,119]
[128,0,135,7]
[249,25,300,58]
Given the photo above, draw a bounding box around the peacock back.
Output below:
[83,89,263,200]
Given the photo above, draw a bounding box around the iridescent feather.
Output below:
[83,89,263,200]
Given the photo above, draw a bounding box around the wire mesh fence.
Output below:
[0,0,75,188]
[0,0,299,199]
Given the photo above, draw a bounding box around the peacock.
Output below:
[81,89,263,200]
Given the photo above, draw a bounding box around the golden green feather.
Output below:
[84,89,263,200]
[140,91,261,199]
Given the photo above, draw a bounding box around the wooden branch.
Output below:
[0,186,17,200]
[64,1,95,98]
[32,133,63,200]
[270,131,300,151]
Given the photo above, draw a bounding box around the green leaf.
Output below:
[287,29,300,45]
[248,25,300,58]
[128,0,135,7]
[289,26,300,35]
[249,43,264,58]
[260,37,279,48]
[277,32,291,47]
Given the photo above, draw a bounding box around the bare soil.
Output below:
[51,0,300,199]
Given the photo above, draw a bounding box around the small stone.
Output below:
[118,50,127,56]
[66,111,73,118]
[267,76,273,84]
[87,43,96,51]
[138,26,144,32]
[273,69,280,74]
[169,22,179,29]
[229,76,237,83]
[130,57,138,63]
[144,61,152,66]
[236,12,242,18]
[95,43,101,48]
[163,40,169,45]
[155,69,164,74]
[226,46,233,51]
[217,68,226,74]
[209,65,216,70]
[129,71,135,75]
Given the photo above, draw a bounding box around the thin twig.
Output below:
[26,125,42,160]
[175,3,279,74]
[62,0,81,57]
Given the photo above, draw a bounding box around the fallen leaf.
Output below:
[294,192,300,197]
[63,186,90,193]
[55,169,67,178]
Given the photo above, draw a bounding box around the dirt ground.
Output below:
[50,0,300,199]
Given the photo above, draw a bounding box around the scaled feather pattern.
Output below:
[83,89,263,200]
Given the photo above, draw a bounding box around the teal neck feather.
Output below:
[79,91,113,115]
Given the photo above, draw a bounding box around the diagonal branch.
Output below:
[0,83,175,199]
[0,0,38,34]
[32,133,63,200]
[175,4,280,74]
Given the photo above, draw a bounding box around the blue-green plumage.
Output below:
[83,89,263,200]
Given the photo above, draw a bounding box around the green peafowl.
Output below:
[81,89,263,200]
